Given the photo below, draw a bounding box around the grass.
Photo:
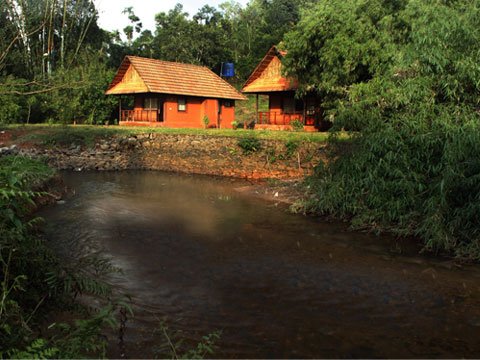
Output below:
[1,124,342,148]
[0,155,55,188]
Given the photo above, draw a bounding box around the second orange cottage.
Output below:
[106,56,246,128]
[242,46,327,131]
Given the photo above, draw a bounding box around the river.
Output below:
[39,171,480,358]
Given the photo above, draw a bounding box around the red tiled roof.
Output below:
[242,46,297,93]
[106,56,246,100]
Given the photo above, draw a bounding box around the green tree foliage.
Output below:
[147,0,305,79]
[0,76,27,124]
[192,5,232,71]
[283,0,403,115]
[122,7,142,45]
[0,0,117,124]
[0,0,107,77]
[220,0,308,79]
[153,4,204,64]
[255,0,301,55]
[0,0,307,124]
[45,57,117,124]
[286,0,480,258]
[150,3,233,72]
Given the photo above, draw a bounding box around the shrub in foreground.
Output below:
[0,156,119,358]
[305,108,480,259]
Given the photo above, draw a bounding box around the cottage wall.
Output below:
[202,99,218,128]
[125,94,236,128]
[202,99,235,129]
[162,96,235,129]
[163,96,203,128]
[219,101,235,129]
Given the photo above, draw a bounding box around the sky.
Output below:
[95,0,249,34]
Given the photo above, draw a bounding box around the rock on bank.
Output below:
[19,133,326,180]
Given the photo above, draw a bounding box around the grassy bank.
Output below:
[0,155,120,358]
[1,124,335,149]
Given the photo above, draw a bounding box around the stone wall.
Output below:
[19,133,326,179]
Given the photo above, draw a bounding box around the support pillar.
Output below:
[255,93,259,125]
[303,97,306,125]
[119,98,122,123]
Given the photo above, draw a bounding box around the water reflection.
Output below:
[40,171,480,358]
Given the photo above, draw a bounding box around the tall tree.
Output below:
[122,7,142,46]
[191,5,232,71]
[0,0,107,79]
[152,4,197,63]
[0,0,115,124]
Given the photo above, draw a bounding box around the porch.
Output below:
[121,109,160,123]
[256,111,316,126]
[119,120,166,127]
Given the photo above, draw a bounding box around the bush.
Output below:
[0,76,28,124]
[0,156,120,357]
[306,108,480,259]
[202,115,210,129]
[290,120,304,132]
[285,139,299,157]
[0,156,57,351]
[237,136,261,154]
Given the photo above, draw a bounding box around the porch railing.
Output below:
[257,111,315,126]
[121,109,158,122]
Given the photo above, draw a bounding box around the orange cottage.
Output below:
[242,46,329,131]
[106,56,246,128]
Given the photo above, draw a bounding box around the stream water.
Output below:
[39,171,480,358]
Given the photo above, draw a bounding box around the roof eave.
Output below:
[242,89,296,94]
[105,89,150,95]
[241,45,281,91]
[105,56,152,95]
[106,88,246,100]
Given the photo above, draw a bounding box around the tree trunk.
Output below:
[60,0,67,67]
